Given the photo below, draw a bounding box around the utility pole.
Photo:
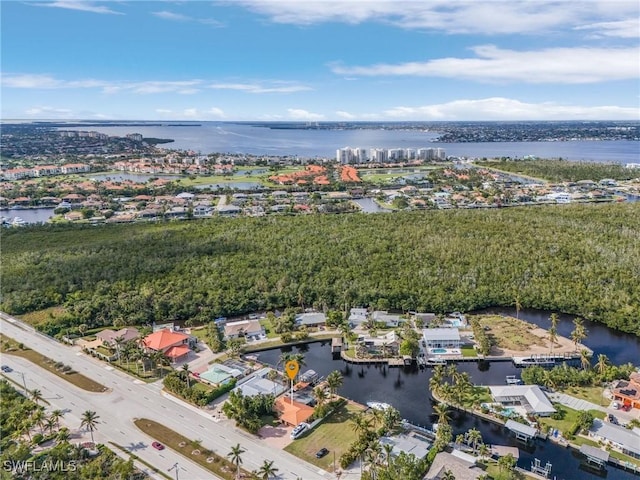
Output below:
[168,462,179,480]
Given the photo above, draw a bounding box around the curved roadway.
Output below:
[0,312,331,480]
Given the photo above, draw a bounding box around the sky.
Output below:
[1,0,639,121]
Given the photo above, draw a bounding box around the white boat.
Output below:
[11,217,27,227]
[367,401,392,411]
[506,375,523,385]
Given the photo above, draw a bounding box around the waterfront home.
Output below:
[233,368,285,397]
[372,311,405,327]
[427,451,483,480]
[223,319,264,340]
[588,419,640,460]
[358,331,400,355]
[412,312,437,326]
[422,328,461,349]
[379,431,431,459]
[274,397,314,427]
[612,372,640,410]
[488,385,555,416]
[142,328,192,363]
[348,308,368,326]
[199,363,243,386]
[294,312,327,328]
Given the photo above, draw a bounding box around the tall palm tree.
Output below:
[434,403,450,427]
[30,389,44,406]
[580,349,592,371]
[313,386,328,410]
[548,313,559,354]
[571,317,587,351]
[326,370,343,398]
[596,354,609,377]
[227,443,245,480]
[45,417,56,435]
[181,363,191,388]
[382,442,394,467]
[80,410,100,444]
[465,428,483,453]
[351,412,373,437]
[32,408,46,433]
[478,443,490,461]
[50,409,64,429]
[256,459,279,480]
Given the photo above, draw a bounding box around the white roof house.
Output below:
[489,385,556,416]
[372,311,404,327]
[422,328,461,347]
[295,312,327,327]
[349,308,368,325]
[589,419,640,458]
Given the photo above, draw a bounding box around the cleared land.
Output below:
[284,402,365,472]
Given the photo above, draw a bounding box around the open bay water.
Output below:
[253,309,640,480]
[62,123,640,163]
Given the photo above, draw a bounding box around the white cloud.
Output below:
[34,1,124,15]
[335,110,356,119]
[331,45,640,84]
[233,0,639,36]
[1,74,63,89]
[24,106,74,118]
[207,107,225,118]
[383,97,640,121]
[209,82,312,93]
[287,108,324,120]
[574,18,640,38]
[152,10,224,27]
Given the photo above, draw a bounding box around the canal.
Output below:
[252,309,640,480]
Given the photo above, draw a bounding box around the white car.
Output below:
[290,422,309,439]
[612,401,620,410]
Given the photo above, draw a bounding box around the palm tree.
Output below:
[465,428,483,453]
[382,442,394,467]
[478,442,490,461]
[30,389,44,406]
[434,403,450,427]
[596,354,609,377]
[326,370,343,398]
[351,412,373,437]
[580,349,591,370]
[56,427,71,444]
[45,417,56,435]
[549,313,559,354]
[313,386,328,410]
[256,459,279,480]
[32,408,46,434]
[227,443,245,480]
[80,410,100,444]
[50,409,64,429]
[571,317,587,351]
[181,363,191,388]
[442,469,456,480]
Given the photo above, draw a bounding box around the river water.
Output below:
[62,123,640,164]
[253,309,640,480]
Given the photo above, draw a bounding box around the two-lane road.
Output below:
[0,313,331,480]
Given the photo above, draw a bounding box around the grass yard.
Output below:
[134,418,249,480]
[461,346,478,357]
[17,306,67,326]
[285,402,365,472]
[478,315,547,352]
[537,404,605,435]
[461,386,492,408]
[259,318,279,339]
[1,334,108,393]
[562,386,607,406]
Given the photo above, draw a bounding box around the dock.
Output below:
[331,337,342,353]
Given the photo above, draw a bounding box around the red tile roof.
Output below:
[164,345,191,359]
[143,329,189,351]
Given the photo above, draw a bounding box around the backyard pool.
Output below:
[429,348,461,355]
[431,348,447,354]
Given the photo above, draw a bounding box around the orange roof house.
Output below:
[274,397,315,426]
[613,372,640,409]
[142,328,191,362]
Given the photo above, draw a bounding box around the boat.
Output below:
[367,401,392,411]
[425,357,447,365]
[506,375,523,385]
[11,217,27,227]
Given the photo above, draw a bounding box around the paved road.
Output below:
[0,313,332,480]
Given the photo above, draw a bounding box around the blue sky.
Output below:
[1,0,639,121]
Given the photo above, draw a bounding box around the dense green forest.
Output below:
[2,203,639,335]
[475,159,637,182]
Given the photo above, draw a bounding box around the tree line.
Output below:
[2,203,639,336]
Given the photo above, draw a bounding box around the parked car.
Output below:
[621,404,631,412]
[607,414,619,425]
[151,442,165,450]
[315,448,329,458]
[290,422,309,440]
[1,365,12,372]
[612,401,620,409]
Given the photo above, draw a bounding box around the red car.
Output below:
[621,404,631,412]
[152,442,165,450]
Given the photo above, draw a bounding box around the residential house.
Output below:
[274,397,315,427]
[488,385,556,416]
[422,328,461,349]
[612,372,640,409]
[96,327,139,348]
[223,319,264,340]
[589,419,640,459]
[348,308,368,326]
[372,311,405,328]
[142,328,192,363]
[294,312,327,328]
[426,451,483,480]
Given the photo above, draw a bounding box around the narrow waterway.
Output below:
[252,310,640,480]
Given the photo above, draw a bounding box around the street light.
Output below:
[168,462,179,480]
[12,370,28,393]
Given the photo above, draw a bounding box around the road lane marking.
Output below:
[199,424,204,428]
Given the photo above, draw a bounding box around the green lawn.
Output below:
[461,386,492,408]
[284,402,365,472]
[17,306,67,326]
[537,404,605,435]
[562,386,607,406]
[259,318,279,339]
[461,346,478,357]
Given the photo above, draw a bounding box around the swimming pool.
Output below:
[431,348,447,354]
